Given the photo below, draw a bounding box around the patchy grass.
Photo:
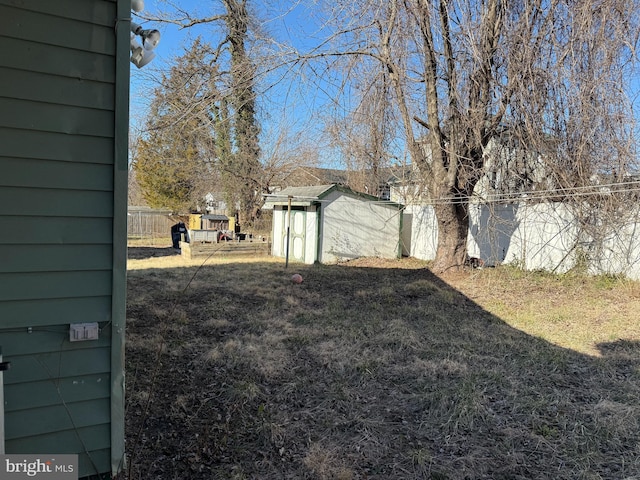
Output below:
[450,266,640,356]
[124,253,640,479]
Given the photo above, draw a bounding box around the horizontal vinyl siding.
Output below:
[0,3,116,55]
[0,187,114,216]
[3,325,113,476]
[5,373,111,411]
[0,97,114,137]
[1,323,111,357]
[0,244,113,272]
[0,157,114,191]
[7,426,111,454]
[7,432,111,477]
[0,128,115,164]
[0,66,115,110]
[0,297,112,328]
[0,271,112,301]
[0,0,116,26]
[0,36,115,83]
[0,1,122,476]
[6,399,111,439]
[0,216,113,244]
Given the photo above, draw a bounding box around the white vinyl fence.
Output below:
[404,202,640,280]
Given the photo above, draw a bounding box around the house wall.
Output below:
[319,191,402,263]
[0,0,128,476]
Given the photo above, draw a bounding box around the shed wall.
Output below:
[319,191,402,263]
[0,0,127,476]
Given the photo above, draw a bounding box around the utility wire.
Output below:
[266,179,640,208]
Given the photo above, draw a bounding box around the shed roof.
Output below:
[201,214,229,221]
[263,184,403,209]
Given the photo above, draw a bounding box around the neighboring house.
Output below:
[473,133,549,202]
[263,185,403,264]
[0,1,129,477]
[203,192,228,215]
[391,132,548,205]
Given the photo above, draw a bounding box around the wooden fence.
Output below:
[127,207,179,243]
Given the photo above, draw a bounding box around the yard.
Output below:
[124,248,640,479]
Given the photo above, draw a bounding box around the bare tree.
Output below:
[140,0,264,226]
[132,40,223,213]
[127,134,147,206]
[326,59,403,197]
[302,0,638,272]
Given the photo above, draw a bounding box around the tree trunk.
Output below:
[431,200,469,273]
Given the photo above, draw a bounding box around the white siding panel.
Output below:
[319,191,401,263]
[406,201,640,280]
[467,203,520,266]
[405,205,438,261]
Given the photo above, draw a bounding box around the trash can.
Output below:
[171,222,189,249]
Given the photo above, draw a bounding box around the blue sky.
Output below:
[129,1,639,171]
[128,0,350,165]
[129,1,326,125]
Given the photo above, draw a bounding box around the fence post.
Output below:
[285,196,292,268]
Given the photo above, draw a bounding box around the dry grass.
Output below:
[448,267,640,356]
[123,249,640,479]
[127,236,174,247]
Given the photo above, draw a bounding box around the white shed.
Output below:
[263,185,404,264]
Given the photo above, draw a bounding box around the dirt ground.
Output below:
[122,254,640,479]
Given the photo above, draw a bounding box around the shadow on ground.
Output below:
[123,261,640,480]
[127,246,178,260]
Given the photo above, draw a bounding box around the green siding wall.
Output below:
[0,0,127,477]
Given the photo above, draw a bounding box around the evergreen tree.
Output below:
[135,1,265,226]
[133,40,222,213]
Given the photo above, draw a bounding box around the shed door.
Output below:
[283,209,306,262]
